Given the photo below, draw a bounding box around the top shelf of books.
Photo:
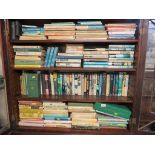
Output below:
[11,39,139,44]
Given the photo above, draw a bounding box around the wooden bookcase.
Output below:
[0,19,149,135]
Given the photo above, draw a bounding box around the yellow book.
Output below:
[106,74,110,96]
[71,112,97,119]
[72,118,98,123]
[15,56,42,60]
[14,65,42,68]
[19,109,43,113]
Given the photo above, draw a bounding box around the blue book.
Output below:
[22,27,44,32]
[109,54,133,58]
[99,74,102,96]
[43,115,69,119]
[43,117,71,121]
[22,30,44,34]
[44,47,51,67]
[56,56,83,59]
[84,62,108,65]
[77,21,102,25]
[83,65,108,68]
[50,47,58,67]
[47,47,54,68]
[87,25,104,29]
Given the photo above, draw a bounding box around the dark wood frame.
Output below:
[0,19,150,135]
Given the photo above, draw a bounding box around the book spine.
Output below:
[47,47,53,68]
[51,47,58,67]
[113,74,115,96]
[118,73,123,96]
[44,74,49,96]
[102,73,106,96]
[110,74,113,96]
[106,74,110,96]
[115,74,119,96]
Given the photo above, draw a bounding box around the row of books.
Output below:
[17,21,137,40]
[18,101,131,129]
[20,72,130,98]
[105,23,137,39]
[14,44,135,68]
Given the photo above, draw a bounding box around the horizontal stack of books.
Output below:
[56,44,83,67]
[14,46,45,68]
[19,25,46,40]
[18,101,44,127]
[44,22,75,40]
[44,47,59,68]
[106,72,129,96]
[83,47,109,68]
[108,45,135,68]
[95,102,131,129]
[68,102,99,129]
[20,72,130,97]
[43,101,71,128]
[106,23,137,39]
[76,21,108,40]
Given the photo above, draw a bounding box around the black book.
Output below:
[15,21,21,37]
[110,74,114,96]
[11,21,16,40]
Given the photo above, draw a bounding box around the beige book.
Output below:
[106,74,110,96]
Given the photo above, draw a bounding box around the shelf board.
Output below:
[11,39,139,44]
[16,126,129,135]
[17,95,133,103]
[13,67,136,72]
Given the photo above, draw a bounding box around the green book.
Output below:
[68,102,94,107]
[14,48,42,52]
[95,102,131,120]
[26,73,40,98]
[15,60,42,65]
[118,73,123,96]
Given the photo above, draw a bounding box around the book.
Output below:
[95,102,131,120]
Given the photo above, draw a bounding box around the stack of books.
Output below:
[68,102,99,129]
[106,23,137,39]
[20,72,130,97]
[106,72,129,97]
[95,102,131,129]
[108,45,135,68]
[43,101,71,128]
[76,21,107,40]
[44,47,59,68]
[14,46,45,68]
[83,47,109,68]
[56,44,83,67]
[44,22,75,40]
[18,101,44,127]
[19,25,46,40]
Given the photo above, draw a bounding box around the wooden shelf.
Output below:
[17,95,133,103]
[11,39,139,44]
[13,67,136,72]
[16,126,129,135]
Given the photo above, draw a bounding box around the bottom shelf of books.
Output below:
[17,100,132,134]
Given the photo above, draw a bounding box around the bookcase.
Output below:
[0,19,149,135]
